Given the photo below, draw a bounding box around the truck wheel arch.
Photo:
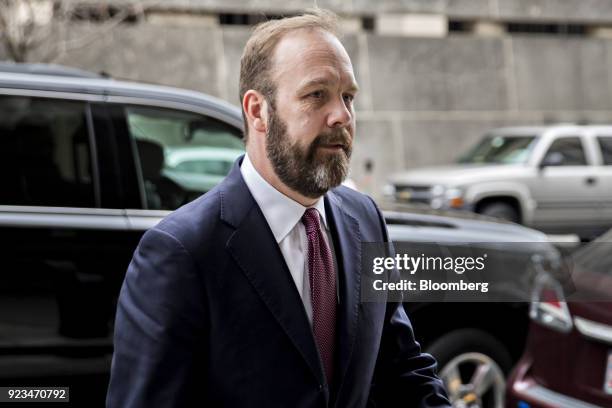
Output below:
[474,196,523,224]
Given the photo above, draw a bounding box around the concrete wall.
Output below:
[75,0,612,23]
[5,20,612,197]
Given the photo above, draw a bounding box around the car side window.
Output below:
[125,105,244,210]
[541,137,587,166]
[0,95,95,207]
[597,136,612,165]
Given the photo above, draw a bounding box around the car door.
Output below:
[0,93,128,397]
[528,135,601,234]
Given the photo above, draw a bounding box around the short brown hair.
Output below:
[239,8,339,141]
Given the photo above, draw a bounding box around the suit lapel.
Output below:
[325,190,362,397]
[220,157,325,384]
[219,158,363,393]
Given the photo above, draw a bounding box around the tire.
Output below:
[426,329,512,408]
[478,202,520,223]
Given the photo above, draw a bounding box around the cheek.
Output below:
[347,122,356,142]
[287,115,319,144]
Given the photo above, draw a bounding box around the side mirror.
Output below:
[539,151,564,169]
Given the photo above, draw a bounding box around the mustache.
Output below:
[311,128,352,149]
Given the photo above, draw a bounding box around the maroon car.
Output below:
[507,232,612,408]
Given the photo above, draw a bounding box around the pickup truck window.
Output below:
[458,134,536,164]
[597,137,612,165]
[543,137,587,166]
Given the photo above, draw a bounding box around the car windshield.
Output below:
[458,134,537,164]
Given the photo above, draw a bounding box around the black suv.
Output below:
[0,64,559,408]
[0,64,244,405]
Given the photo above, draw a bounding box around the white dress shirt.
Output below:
[240,153,337,324]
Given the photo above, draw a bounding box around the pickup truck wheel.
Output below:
[426,329,512,408]
[478,202,519,223]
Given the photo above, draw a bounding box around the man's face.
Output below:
[264,28,358,199]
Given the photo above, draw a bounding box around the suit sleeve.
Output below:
[106,227,208,408]
[367,198,451,408]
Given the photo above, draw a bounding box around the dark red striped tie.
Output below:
[302,208,337,385]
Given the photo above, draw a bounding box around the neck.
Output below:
[246,147,319,207]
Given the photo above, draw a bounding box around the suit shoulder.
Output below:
[151,187,225,252]
[331,185,381,216]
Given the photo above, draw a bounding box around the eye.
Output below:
[343,93,355,103]
[308,90,324,99]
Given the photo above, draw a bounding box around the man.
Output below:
[107,9,450,408]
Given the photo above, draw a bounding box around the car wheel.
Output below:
[426,329,512,408]
[478,202,519,223]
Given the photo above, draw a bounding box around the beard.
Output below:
[265,103,352,199]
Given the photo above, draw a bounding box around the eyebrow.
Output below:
[298,78,360,93]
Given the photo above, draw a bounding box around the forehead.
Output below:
[270,28,356,90]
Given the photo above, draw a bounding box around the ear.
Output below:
[242,90,268,134]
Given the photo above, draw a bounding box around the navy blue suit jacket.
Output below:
[107,157,450,407]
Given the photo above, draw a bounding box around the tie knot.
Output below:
[301,208,321,235]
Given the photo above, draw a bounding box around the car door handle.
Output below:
[585,177,597,185]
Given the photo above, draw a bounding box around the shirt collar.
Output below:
[240,153,328,243]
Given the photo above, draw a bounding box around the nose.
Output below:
[326,96,352,129]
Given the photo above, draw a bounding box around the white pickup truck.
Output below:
[388,125,612,239]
